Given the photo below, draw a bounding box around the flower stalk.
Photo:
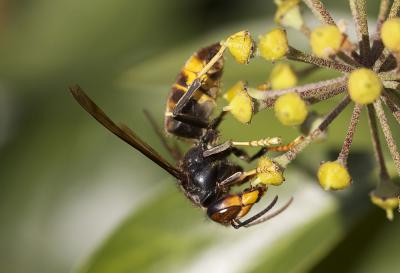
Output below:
[221,0,400,219]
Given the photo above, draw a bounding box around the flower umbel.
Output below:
[264,0,400,219]
[180,0,400,220]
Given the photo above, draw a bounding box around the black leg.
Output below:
[173,112,209,128]
[208,111,227,130]
[231,147,268,163]
[217,172,244,189]
[172,79,202,117]
[203,141,232,157]
[204,144,268,162]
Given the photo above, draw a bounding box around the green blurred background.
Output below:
[0,1,399,273]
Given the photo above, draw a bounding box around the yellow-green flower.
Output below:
[225,30,255,64]
[253,157,285,186]
[274,0,304,30]
[381,18,400,53]
[348,68,382,105]
[258,28,289,61]
[270,63,298,90]
[317,161,351,190]
[370,193,399,221]
[223,81,254,124]
[310,25,343,58]
[274,92,308,126]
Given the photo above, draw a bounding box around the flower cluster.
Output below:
[220,0,400,220]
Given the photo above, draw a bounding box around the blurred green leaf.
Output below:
[76,162,375,273]
[1,2,397,273]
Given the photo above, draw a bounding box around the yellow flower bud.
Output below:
[223,81,253,124]
[310,25,343,58]
[274,92,308,126]
[370,193,399,221]
[253,156,285,186]
[317,161,351,190]
[381,18,400,52]
[223,81,245,102]
[274,0,304,30]
[258,28,289,61]
[225,30,255,64]
[270,63,298,90]
[348,68,382,105]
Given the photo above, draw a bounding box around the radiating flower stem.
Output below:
[376,0,390,33]
[303,0,336,25]
[288,47,354,72]
[338,104,362,165]
[250,76,347,110]
[349,0,371,65]
[383,80,400,89]
[306,85,348,104]
[373,99,400,176]
[367,105,391,181]
[381,93,400,125]
[336,51,361,67]
[388,0,400,19]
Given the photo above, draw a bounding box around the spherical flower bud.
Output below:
[274,92,308,126]
[258,28,289,61]
[270,63,298,90]
[348,68,382,105]
[223,81,253,124]
[381,18,400,52]
[370,193,399,221]
[274,0,304,30]
[317,161,351,190]
[253,156,285,186]
[310,25,343,58]
[225,30,255,64]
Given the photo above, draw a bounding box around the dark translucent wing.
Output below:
[69,85,181,179]
[143,109,182,161]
